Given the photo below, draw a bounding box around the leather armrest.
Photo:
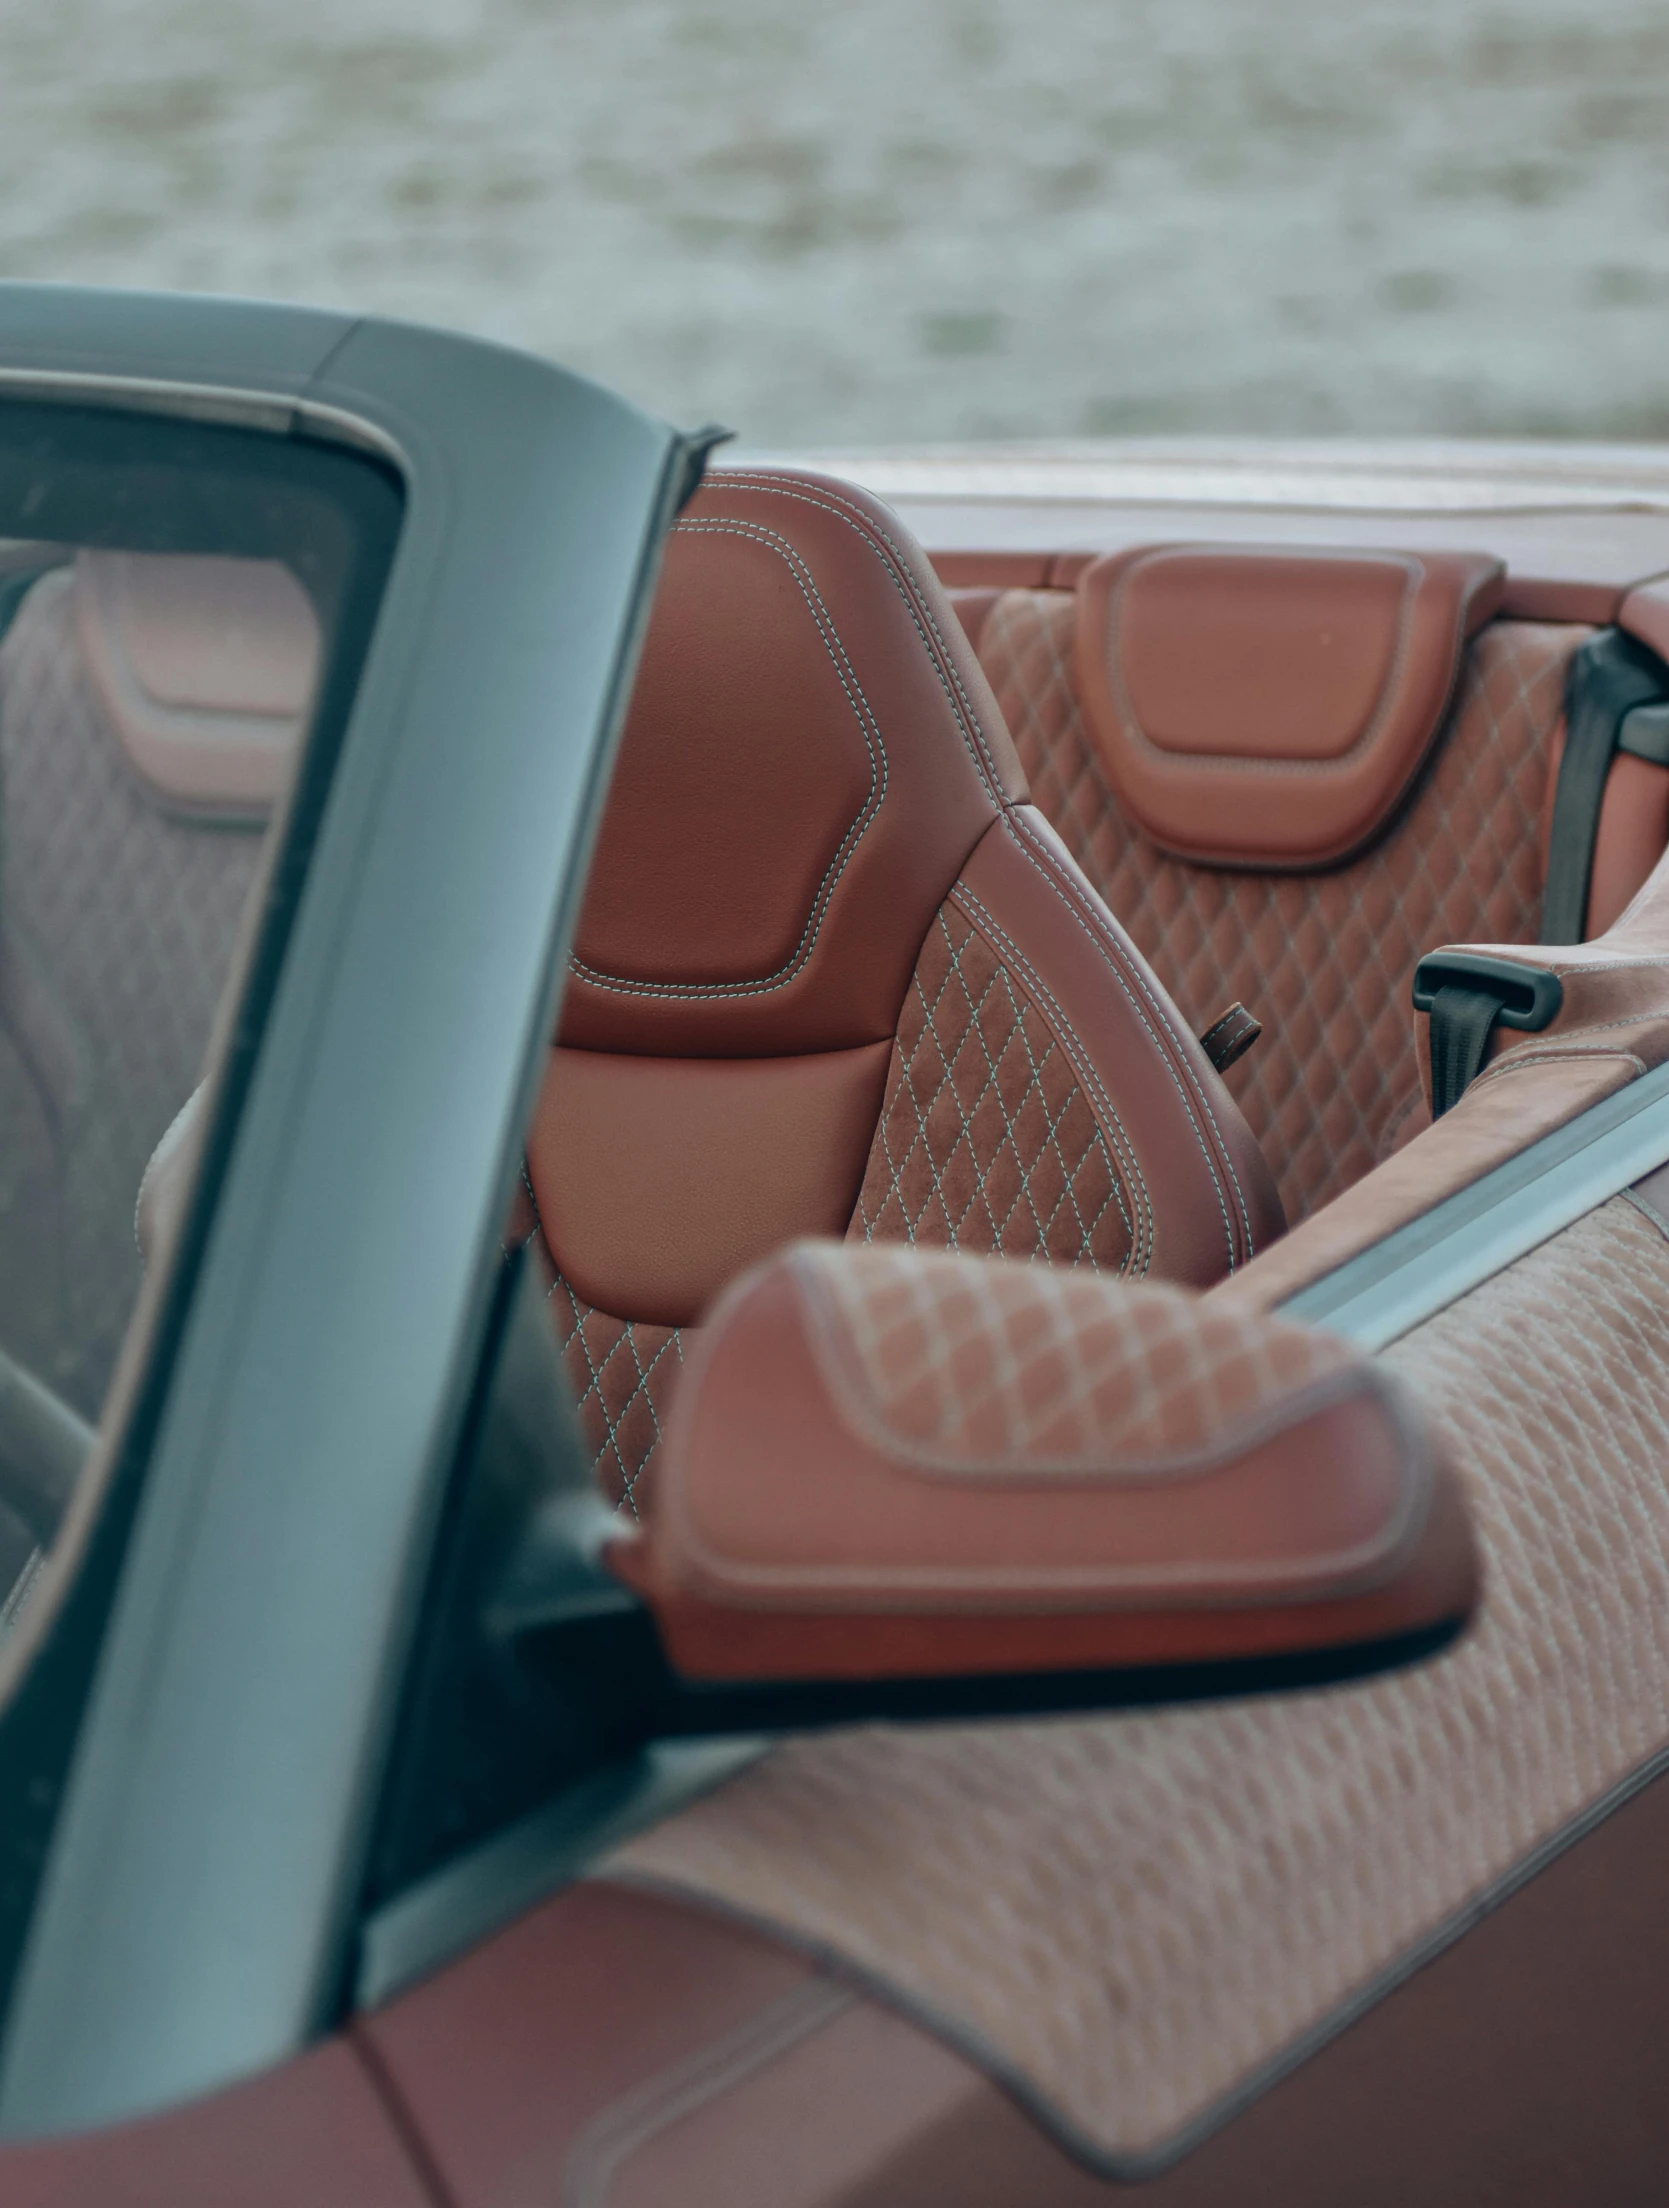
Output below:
[611,1242,1477,1682]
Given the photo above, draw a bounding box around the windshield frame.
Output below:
[0,286,688,2141]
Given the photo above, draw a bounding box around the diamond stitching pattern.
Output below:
[612,1198,1669,2163]
[980,593,1584,1223]
[799,1242,1346,1465]
[546,1274,682,1518]
[0,570,268,1412]
[850,899,1133,1271]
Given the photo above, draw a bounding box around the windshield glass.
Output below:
[0,399,401,1649]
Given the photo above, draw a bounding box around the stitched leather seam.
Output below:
[715,470,1013,802]
[949,883,1156,1274]
[568,516,889,1003]
[669,1268,1428,1596]
[1008,809,1257,1260]
[1470,1044,1648,1090]
[1199,1007,1257,1052]
[1434,951,1669,980]
[1539,956,1669,977]
[545,1268,682,1521]
[1484,1007,1669,1071]
[996,815,1249,1268]
[878,910,1127,1262]
[793,1257,1404,1488]
[993,947,1123,1256]
[1621,1186,1669,1244]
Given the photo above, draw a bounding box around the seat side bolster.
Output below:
[961,808,1284,1278]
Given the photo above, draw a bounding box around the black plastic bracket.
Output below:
[1541,629,1669,945]
[1412,950,1564,1032]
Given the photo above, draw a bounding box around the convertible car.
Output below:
[0,284,1665,2202]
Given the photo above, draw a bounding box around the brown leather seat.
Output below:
[968,550,1669,1225]
[520,471,1282,1510]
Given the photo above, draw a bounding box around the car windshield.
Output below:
[0,397,401,1648]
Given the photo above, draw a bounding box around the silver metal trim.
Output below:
[1282,1060,1669,1348]
[0,369,405,466]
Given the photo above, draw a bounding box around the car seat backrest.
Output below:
[968,553,1666,1224]
[522,472,1283,1512]
[0,553,315,1413]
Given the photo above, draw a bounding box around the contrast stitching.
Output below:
[997,815,1250,1268]
[1199,1006,1257,1052]
[714,471,1013,801]
[1007,810,1252,1241]
[1536,956,1669,977]
[951,883,1156,1273]
[568,516,888,1003]
[865,909,1126,1263]
[668,1263,1426,1589]
[1015,807,1256,1251]
[544,1265,682,1520]
[1470,1044,1648,1089]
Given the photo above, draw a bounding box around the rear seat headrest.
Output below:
[73,551,320,817]
[561,469,1028,1060]
[1073,544,1505,869]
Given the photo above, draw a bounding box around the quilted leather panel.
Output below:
[0,569,268,1414]
[850,897,1133,1269]
[546,1275,683,1518]
[797,1240,1348,1465]
[979,591,1583,1223]
[609,1198,1669,2168]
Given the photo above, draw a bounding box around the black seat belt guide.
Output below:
[1412,951,1563,1118]
[1541,629,1669,945]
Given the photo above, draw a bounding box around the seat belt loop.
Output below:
[1413,952,1564,1118]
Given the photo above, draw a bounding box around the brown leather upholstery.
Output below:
[527,475,1282,1505]
[609,1192,1669,2176]
[74,550,317,815]
[981,588,1587,1221]
[1073,545,1504,868]
[560,476,1024,1061]
[619,1240,1473,1683]
[361,1781,1669,2206]
[1222,829,1669,1316]
[1416,844,1669,1114]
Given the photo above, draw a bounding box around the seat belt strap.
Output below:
[1413,951,1564,1119]
[1427,984,1506,1118]
[1541,629,1669,945]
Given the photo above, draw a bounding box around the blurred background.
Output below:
[0,0,1666,448]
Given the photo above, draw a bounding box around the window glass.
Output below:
[0,399,401,1647]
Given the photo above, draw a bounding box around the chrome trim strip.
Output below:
[1282,1060,1669,1348]
[0,369,405,466]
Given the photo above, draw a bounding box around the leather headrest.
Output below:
[74,551,319,817]
[561,470,1027,1058]
[1074,545,1505,868]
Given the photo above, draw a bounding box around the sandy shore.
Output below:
[0,0,1666,446]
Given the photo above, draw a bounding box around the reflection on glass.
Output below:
[0,403,401,1665]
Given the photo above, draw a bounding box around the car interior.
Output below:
[4,449,1669,2194]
